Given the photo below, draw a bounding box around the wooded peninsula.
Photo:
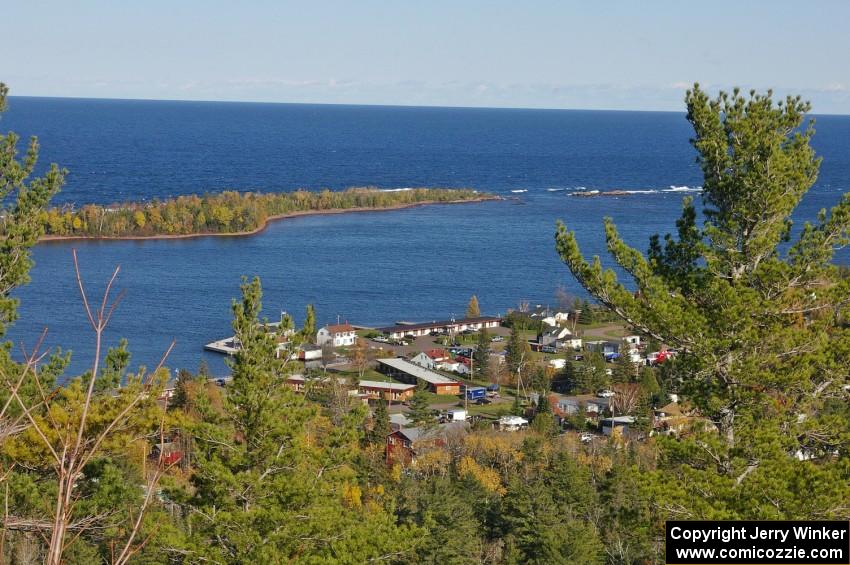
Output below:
[33,187,494,240]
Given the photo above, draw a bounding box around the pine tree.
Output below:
[368,397,391,445]
[638,366,661,404]
[226,277,305,461]
[172,368,194,409]
[408,383,433,428]
[280,310,294,332]
[466,295,481,318]
[571,352,608,394]
[571,297,583,318]
[302,303,316,342]
[531,392,558,436]
[556,85,850,522]
[580,299,595,324]
[473,329,491,380]
[529,365,550,394]
[632,393,653,435]
[611,351,637,384]
[511,392,524,417]
[505,328,531,383]
[400,478,484,563]
[565,404,588,431]
[95,337,131,393]
[186,278,418,561]
[500,478,604,564]
[551,359,574,393]
[0,83,65,337]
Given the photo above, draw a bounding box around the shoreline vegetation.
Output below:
[30,187,497,242]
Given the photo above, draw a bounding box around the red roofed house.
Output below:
[316,323,356,347]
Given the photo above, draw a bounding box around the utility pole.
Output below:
[466,353,473,413]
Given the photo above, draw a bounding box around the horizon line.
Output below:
[8,92,850,118]
[10,93,850,118]
[7,92,690,115]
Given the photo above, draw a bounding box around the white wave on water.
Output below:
[378,187,413,192]
[546,188,566,192]
[510,189,528,193]
[564,185,704,197]
[663,185,703,192]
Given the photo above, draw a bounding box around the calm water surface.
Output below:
[4,98,849,375]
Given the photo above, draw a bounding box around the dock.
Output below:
[204,337,240,355]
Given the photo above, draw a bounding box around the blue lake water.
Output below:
[3,97,850,375]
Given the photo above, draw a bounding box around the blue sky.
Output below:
[2,0,849,113]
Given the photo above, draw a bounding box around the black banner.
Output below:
[666,521,850,564]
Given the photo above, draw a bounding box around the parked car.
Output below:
[597,389,615,398]
[541,345,556,353]
[490,335,504,342]
[579,432,594,443]
[475,398,492,405]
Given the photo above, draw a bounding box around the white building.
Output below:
[299,344,323,361]
[538,326,572,347]
[548,358,567,370]
[529,305,571,327]
[562,336,583,350]
[438,359,470,375]
[378,316,501,339]
[410,349,450,370]
[497,415,529,432]
[623,335,642,347]
[316,323,357,347]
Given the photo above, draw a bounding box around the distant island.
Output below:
[33,187,497,241]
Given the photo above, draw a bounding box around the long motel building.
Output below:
[376,316,501,340]
[285,374,416,402]
[358,380,417,402]
[376,357,461,395]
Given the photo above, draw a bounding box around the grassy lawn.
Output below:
[529,349,566,363]
[422,392,463,406]
[601,328,628,339]
[517,329,537,340]
[454,374,493,387]
[466,402,513,418]
[576,321,608,330]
